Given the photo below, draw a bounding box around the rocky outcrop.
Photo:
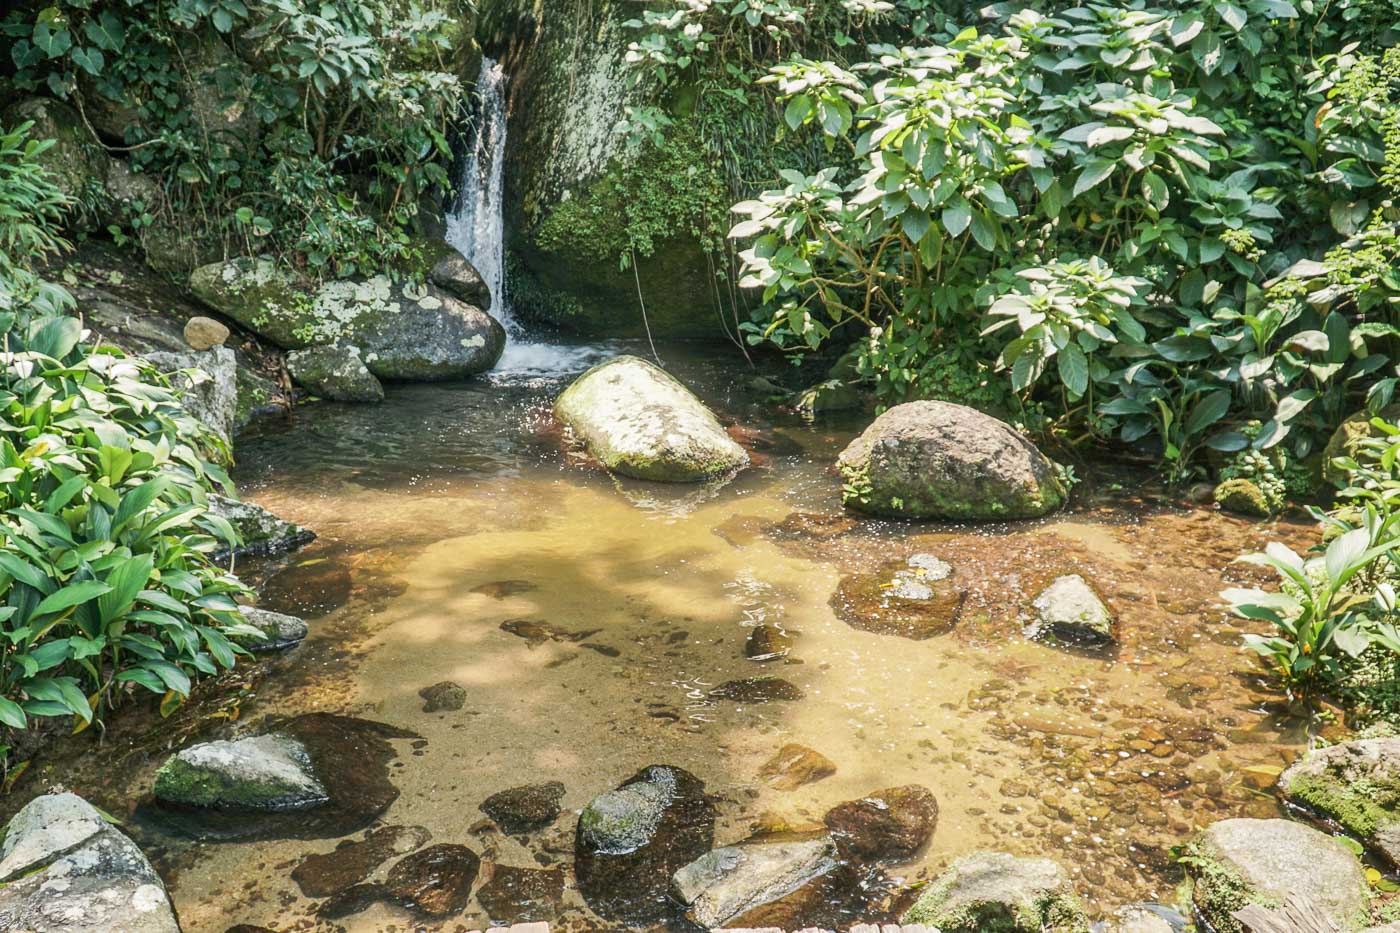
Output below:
[1184,818,1371,933]
[901,851,1090,932]
[823,785,937,862]
[838,401,1065,521]
[1279,737,1400,868]
[0,792,179,933]
[554,355,748,482]
[1028,575,1115,645]
[190,254,505,380]
[671,837,839,928]
[154,734,328,810]
[287,344,385,403]
[1323,404,1400,486]
[208,494,315,559]
[575,764,716,921]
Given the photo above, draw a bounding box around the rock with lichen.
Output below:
[1214,477,1272,517]
[153,734,328,811]
[287,345,384,403]
[1278,737,1400,868]
[900,851,1090,932]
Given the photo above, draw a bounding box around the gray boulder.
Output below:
[671,836,839,928]
[240,605,309,653]
[838,400,1065,520]
[1029,575,1115,645]
[207,493,314,559]
[145,346,237,445]
[555,355,749,482]
[1278,737,1400,868]
[287,344,384,403]
[0,792,179,933]
[429,244,491,308]
[1184,818,1371,933]
[901,851,1090,932]
[153,734,328,810]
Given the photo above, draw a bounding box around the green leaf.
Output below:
[1057,343,1089,397]
[34,580,112,618]
[901,209,931,244]
[1073,160,1116,197]
[941,199,971,237]
[70,46,104,76]
[0,697,26,729]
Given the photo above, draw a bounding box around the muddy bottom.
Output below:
[5,344,1326,931]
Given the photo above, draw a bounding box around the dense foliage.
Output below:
[2,0,466,278]
[0,118,257,752]
[624,0,1400,485]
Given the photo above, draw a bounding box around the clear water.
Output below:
[34,344,1325,932]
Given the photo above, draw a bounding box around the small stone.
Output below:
[418,681,467,713]
[758,744,836,791]
[384,843,480,916]
[709,677,804,703]
[822,785,937,863]
[1029,574,1115,645]
[745,625,794,661]
[184,315,229,350]
[480,782,566,834]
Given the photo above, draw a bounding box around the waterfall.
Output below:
[448,57,512,329]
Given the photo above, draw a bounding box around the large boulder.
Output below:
[1184,818,1371,933]
[671,836,839,928]
[901,851,1090,932]
[575,764,716,921]
[0,792,179,933]
[189,258,505,379]
[1279,737,1400,868]
[554,355,748,482]
[838,401,1065,520]
[287,344,385,403]
[153,734,328,810]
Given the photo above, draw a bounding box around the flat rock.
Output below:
[240,605,308,653]
[1029,574,1115,645]
[823,785,937,862]
[709,677,804,703]
[758,744,836,791]
[671,836,840,928]
[384,843,480,916]
[291,825,431,897]
[838,400,1065,520]
[1185,818,1370,933]
[1109,905,1179,933]
[831,558,965,640]
[1278,736,1400,867]
[475,865,566,923]
[0,792,179,933]
[154,734,327,810]
[480,782,565,834]
[287,344,384,403]
[901,851,1090,932]
[554,355,748,482]
[419,681,467,713]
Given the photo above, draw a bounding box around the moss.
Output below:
[1214,477,1272,517]
[1182,842,1275,933]
[1286,770,1400,841]
[153,756,311,809]
[902,879,1090,932]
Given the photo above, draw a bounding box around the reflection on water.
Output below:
[23,342,1332,930]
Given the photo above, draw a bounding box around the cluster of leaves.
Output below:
[0,121,258,751]
[4,0,466,278]
[630,0,1400,484]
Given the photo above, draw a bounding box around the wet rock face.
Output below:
[154,733,327,810]
[418,681,467,712]
[1029,574,1115,645]
[554,355,749,482]
[823,785,938,863]
[831,556,965,639]
[838,400,1065,521]
[1278,736,1400,868]
[759,744,836,791]
[575,764,717,922]
[0,793,179,933]
[480,782,566,834]
[709,677,805,703]
[901,851,1090,932]
[671,836,840,928]
[384,843,481,916]
[291,825,431,897]
[286,344,385,403]
[1185,818,1370,933]
[476,865,566,922]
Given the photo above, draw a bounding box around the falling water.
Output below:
[447,57,608,377]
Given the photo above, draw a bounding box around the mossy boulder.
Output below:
[838,401,1065,521]
[287,345,384,403]
[900,851,1090,932]
[1322,405,1400,487]
[1214,477,1271,517]
[554,355,748,482]
[1184,818,1371,933]
[1279,737,1400,868]
[154,734,328,810]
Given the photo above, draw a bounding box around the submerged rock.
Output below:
[758,744,836,791]
[709,677,804,703]
[823,784,937,862]
[154,734,327,810]
[838,400,1065,521]
[475,865,566,923]
[384,843,480,917]
[554,355,749,482]
[0,792,179,933]
[745,624,794,661]
[480,781,566,834]
[1029,575,1115,645]
[671,836,840,928]
[286,344,384,403]
[831,558,965,640]
[575,764,716,921]
[208,493,315,559]
[1279,737,1400,867]
[901,851,1090,932]
[291,825,431,897]
[239,605,309,653]
[418,681,467,713]
[1184,818,1370,933]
